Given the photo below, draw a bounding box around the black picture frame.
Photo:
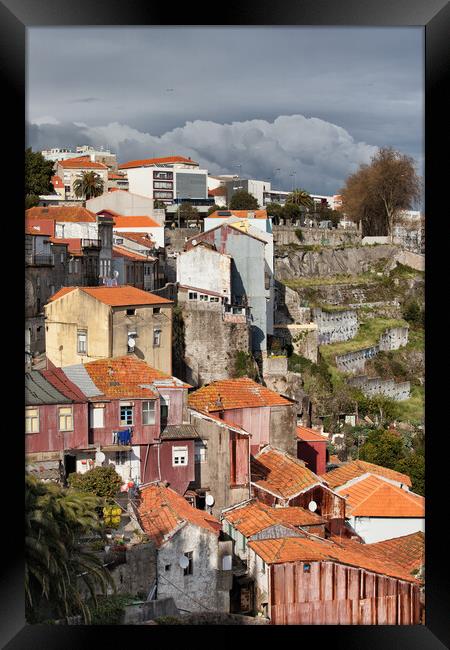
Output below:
[2,0,448,646]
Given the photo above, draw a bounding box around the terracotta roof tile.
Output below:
[208,187,227,196]
[25,219,55,236]
[337,475,425,518]
[40,365,87,403]
[366,532,425,575]
[296,425,328,443]
[251,447,325,499]
[137,483,221,546]
[119,155,198,170]
[48,285,172,306]
[112,215,162,228]
[248,535,420,583]
[208,209,268,219]
[58,156,107,169]
[115,232,156,248]
[324,459,412,489]
[51,175,64,188]
[49,237,83,256]
[83,355,190,399]
[224,499,324,537]
[188,377,292,413]
[26,206,97,223]
[112,245,150,261]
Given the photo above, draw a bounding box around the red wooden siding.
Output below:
[158,439,196,495]
[26,403,89,453]
[297,440,327,476]
[230,432,250,486]
[269,561,420,625]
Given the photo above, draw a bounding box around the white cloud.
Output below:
[32,116,60,126]
[28,114,379,194]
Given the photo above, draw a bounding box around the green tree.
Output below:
[282,202,303,225]
[265,202,284,225]
[358,429,405,469]
[286,188,314,210]
[229,189,259,210]
[25,148,55,208]
[340,147,421,238]
[25,473,113,623]
[179,202,200,225]
[67,466,122,501]
[207,203,222,215]
[394,452,424,496]
[403,300,424,327]
[232,351,258,380]
[73,171,105,200]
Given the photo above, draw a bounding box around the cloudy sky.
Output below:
[26,27,424,195]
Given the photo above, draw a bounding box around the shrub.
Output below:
[89,595,134,625]
[295,229,304,242]
[68,466,123,501]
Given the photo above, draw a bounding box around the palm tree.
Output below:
[286,188,314,210]
[25,474,114,623]
[73,171,104,200]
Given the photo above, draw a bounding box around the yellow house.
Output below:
[44,285,173,374]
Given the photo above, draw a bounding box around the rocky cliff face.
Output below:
[275,244,399,280]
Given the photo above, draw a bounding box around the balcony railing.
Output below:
[26,254,54,266]
[81,239,101,248]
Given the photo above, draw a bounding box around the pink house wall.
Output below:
[222,407,271,454]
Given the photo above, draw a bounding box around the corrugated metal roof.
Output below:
[160,425,200,440]
[25,371,72,405]
[62,364,103,397]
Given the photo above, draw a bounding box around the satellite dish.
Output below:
[205,494,215,507]
[308,500,318,512]
[113,270,119,278]
[128,337,136,348]
[192,239,197,246]
[95,451,106,464]
[178,555,189,569]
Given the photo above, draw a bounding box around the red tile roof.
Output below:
[251,447,325,499]
[324,459,412,489]
[112,215,162,228]
[25,219,55,236]
[208,209,268,219]
[112,245,150,261]
[223,499,324,537]
[366,531,425,575]
[58,156,107,170]
[137,483,221,547]
[337,475,425,518]
[115,232,156,248]
[49,237,83,256]
[26,206,98,223]
[188,377,292,413]
[119,155,198,170]
[48,285,172,307]
[248,536,419,583]
[83,355,189,399]
[51,175,64,188]
[108,172,126,180]
[208,187,227,196]
[296,425,328,443]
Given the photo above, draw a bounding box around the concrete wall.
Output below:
[262,355,288,376]
[157,523,230,613]
[176,245,231,298]
[269,405,298,456]
[335,345,379,374]
[362,236,391,245]
[395,249,425,272]
[87,191,162,224]
[349,516,425,544]
[273,226,361,247]
[378,326,409,351]
[189,411,251,517]
[347,375,411,401]
[312,308,359,345]
[111,305,172,375]
[178,290,250,387]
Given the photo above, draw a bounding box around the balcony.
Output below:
[26,254,54,266]
[81,239,101,248]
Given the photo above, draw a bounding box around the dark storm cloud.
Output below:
[27,26,423,193]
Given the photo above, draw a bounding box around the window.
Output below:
[160,395,170,422]
[172,446,188,467]
[64,185,70,193]
[90,406,104,428]
[153,307,160,314]
[120,404,133,426]
[303,563,311,573]
[188,292,197,300]
[77,330,87,354]
[153,328,161,347]
[142,400,156,425]
[25,407,39,433]
[126,309,136,316]
[153,171,173,180]
[154,191,173,199]
[165,564,171,572]
[210,296,219,302]
[199,294,208,301]
[261,559,266,574]
[58,406,73,431]
[183,551,193,576]
[195,441,207,463]
[154,181,173,190]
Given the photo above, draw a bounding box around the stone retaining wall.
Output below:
[312,307,358,345]
[348,375,411,401]
[273,226,361,247]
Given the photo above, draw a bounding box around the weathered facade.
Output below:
[44,286,173,374]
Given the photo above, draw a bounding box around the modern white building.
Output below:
[119,155,209,207]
